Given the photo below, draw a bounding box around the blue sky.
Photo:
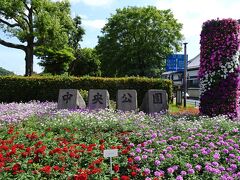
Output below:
[0,0,240,75]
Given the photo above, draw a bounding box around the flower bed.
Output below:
[199,18,240,119]
[0,102,240,179]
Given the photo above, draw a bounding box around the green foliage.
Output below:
[0,67,14,76]
[0,0,83,76]
[36,46,75,75]
[68,16,85,50]
[69,48,101,76]
[96,6,183,77]
[0,76,172,105]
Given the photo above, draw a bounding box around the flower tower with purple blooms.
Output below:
[199,18,240,119]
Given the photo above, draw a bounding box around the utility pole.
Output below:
[183,43,188,108]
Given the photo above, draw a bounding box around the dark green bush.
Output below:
[0,76,172,105]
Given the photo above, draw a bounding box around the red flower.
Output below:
[121,148,129,154]
[113,164,120,172]
[87,147,93,152]
[99,139,105,143]
[128,158,133,163]
[33,155,40,163]
[117,145,122,149]
[34,141,43,147]
[131,171,137,177]
[60,167,65,173]
[69,152,76,158]
[74,173,88,180]
[80,144,87,149]
[28,159,33,164]
[34,145,46,155]
[21,152,29,158]
[121,175,130,180]
[7,126,14,134]
[16,144,25,149]
[63,147,68,152]
[39,165,51,174]
[26,147,31,153]
[0,145,9,151]
[0,162,5,168]
[53,165,60,171]
[99,144,105,151]
[91,168,102,174]
[12,163,21,171]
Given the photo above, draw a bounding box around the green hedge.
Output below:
[0,76,172,105]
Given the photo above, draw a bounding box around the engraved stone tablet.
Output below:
[140,89,168,113]
[117,90,137,112]
[58,89,86,109]
[88,89,110,110]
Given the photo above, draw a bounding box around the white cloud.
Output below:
[70,0,113,6]
[155,0,240,58]
[82,19,106,30]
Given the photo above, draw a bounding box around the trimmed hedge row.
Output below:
[0,76,172,105]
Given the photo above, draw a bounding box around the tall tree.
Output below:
[0,0,75,76]
[35,15,85,75]
[69,48,101,77]
[96,6,183,77]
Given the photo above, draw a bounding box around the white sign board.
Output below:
[104,149,118,158]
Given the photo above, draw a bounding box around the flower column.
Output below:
[199,19,240,119]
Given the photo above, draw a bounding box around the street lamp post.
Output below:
[183,43,188,108]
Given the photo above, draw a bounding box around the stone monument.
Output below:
[140,89,168,113]
[117,89,137,111]
[88,89,110,110]
[57,89,86,109]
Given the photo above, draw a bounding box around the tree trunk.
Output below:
[24,5,34,76]
[24,42,34,76]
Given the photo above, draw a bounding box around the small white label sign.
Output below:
[104,149,118,158]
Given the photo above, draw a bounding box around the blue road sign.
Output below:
[166,54,187,72]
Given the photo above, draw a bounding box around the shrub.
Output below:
[0,76,172,106]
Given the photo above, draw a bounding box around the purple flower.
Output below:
[212,162,219,167]
[219,166,225,171]
[187,168,195,174]
[167,167,174,174]
[228,146,234,151]
[193,154,198,158]
[213,153,220,160]
[185,163,192,169]
[181,171,187,176]
[195,165,202,171]
[136,148,141,153]
[154,171,161,177]
[230,164,237,170]
[154,160,161,166]
[223,149,229,154]
[142,155,148,160]
[151,133,157,138]
[134,156,141,161]
[233,144,239,149]
[144,168,150,175]
[176,175,183,180]
[159,154,165,161]
[229,154,235,158]
[166,153,173,158]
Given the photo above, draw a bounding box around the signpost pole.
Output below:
[183,43,188,108]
